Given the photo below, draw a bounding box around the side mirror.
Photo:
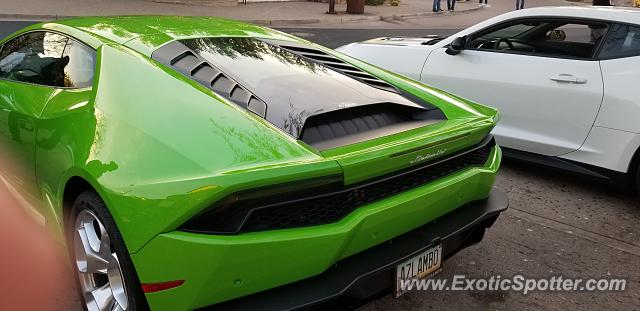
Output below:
[446,36,467,55]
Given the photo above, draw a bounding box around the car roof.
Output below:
[502,6,640,24]
[18,16,293,55]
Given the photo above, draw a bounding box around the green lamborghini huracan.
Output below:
[0,16,508,310]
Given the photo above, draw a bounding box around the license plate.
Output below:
[395,244,442,297]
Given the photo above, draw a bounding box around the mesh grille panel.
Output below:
[241,139,494,232]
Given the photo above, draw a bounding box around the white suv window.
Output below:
[468,19,608,60]
[599,24,640,59]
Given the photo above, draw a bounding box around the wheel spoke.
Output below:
[111,304,125,311]
[86,283,115,311]
[108,253,129,310]
[97,228,112,263]
[75,226,109,274]
[74,209,129,311]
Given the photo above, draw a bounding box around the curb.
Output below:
[246,18,323,25]
[251,4,484,25]
[562,0,591,5]
[562,1,637,6]
[0,5,483,25]
[375,4,483,22]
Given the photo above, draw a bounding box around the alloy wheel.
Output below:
[74,209,129,311]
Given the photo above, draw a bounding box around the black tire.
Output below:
[67,191,149,311]
[636,164,640,195]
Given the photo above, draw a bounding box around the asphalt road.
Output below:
[0,21,33,39]
[1,20,639,311]
[364,160,640,310]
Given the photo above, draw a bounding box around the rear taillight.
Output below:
[141,280,185,293]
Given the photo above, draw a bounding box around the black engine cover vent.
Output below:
[153,37,445,145]
[151,41,267,117]
[268,41,400,93]
[300,103,444,150]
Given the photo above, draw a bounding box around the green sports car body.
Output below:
[0,16,507,310]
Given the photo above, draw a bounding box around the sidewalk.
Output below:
[0,0,484,25]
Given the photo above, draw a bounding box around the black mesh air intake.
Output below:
[242,138,494,232]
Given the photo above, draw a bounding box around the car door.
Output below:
[0,31,70,222]
[35,38,96,226]
[421,18,606,156]
[0,31,96,225]
[595,23,640,135]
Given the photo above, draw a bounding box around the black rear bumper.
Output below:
[204,189,509,311]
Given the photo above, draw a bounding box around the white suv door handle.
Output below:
[550,74,588,84]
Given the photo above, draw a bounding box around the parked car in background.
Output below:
[337,6,640,192]
[0,16,508,310]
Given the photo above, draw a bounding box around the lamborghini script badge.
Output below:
[410,149,446,165]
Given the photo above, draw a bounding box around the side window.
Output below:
[599,24,640,59]
[62,39,96,88]
[547,23,606,45]
[468,20,608,59]
[0,32,69,86]
[483,23,540,40]
[468,21,541,52]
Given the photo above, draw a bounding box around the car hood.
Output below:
[346,35,447,47]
